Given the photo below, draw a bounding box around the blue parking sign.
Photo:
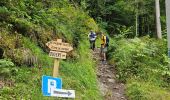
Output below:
[42,75,62,96]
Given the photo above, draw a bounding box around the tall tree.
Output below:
[82,0,165,38]
[155,0,162,39]
[165,0,170,58]
[135,0,138,37]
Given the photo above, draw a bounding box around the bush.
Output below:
[109,36,170,100]
[13,18,34,36]
[0,6,10,21]
[110,36,169,83]
[0,59,18,76]
[127,80,170,100]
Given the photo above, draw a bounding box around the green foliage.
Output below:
[0,0,98,51]
[109,36,170,100]
[114,25,134,38]
[60,41,102,100]
[84,0,166,37]
[110,36,168,82]
[13,18,34,35]
[0,41,102,100]
[127,80,170,100]
[126,81,148,100]
[0,0,101,99]
[0,59,18,76]
[0,59,14,67]
[22,37,53,67]
[0,6,10,21]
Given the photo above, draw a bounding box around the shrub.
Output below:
[0,6,10,21]
[109,36,170,100]
[127,80,170,100]
[0,59,18,76]
[110,36,169,83]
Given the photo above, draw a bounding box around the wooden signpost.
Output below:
[46,39,73,77]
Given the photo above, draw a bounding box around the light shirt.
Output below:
[88,32,97,41]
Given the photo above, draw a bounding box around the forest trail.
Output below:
[93,48,127,100]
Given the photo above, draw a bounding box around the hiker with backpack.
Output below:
[100,33,109,62]
[88,30,97,51]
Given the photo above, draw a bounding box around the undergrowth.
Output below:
[0,1,101,99]
[108,36,170,100]
[0,38,102,100]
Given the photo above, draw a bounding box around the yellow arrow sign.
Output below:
[46,40,73,52]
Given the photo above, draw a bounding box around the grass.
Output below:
[22,37,53,67]
[0,0,101,99]
[108,36,170,100]
[0,38,102,100]
[126,79,170,100]
[60,40,102,100]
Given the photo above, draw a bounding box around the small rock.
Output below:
[113,86,119,89]
[114,93,121,97]
[120,83,125,86]
[108,79,115,83]
[106,70,110,73]
[106,75,111,78]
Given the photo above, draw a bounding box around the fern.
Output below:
[0,59,15,75]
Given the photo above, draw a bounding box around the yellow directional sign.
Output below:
[46,40,73,52]
[46,39,73,77]
[49,51,67,59]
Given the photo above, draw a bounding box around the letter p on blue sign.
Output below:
[42,75,62,96]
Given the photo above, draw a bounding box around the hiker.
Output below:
[100,33,109,62]
[88,30,97,51]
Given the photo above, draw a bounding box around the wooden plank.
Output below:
[53,59,59,77]
[49,51,67,59]
[46,41,70,47]
[46,41,73,52]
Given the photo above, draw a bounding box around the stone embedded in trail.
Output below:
[108,79,115,83]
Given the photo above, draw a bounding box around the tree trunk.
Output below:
[135,0,138,37]
[155,0,162,39]
[135,10,138,37]
[166,0,170,58]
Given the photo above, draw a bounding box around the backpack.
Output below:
[106,36,109,47]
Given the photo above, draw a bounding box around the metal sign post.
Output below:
[166,0,170,57]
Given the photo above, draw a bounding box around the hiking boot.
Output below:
[102,60,107,65]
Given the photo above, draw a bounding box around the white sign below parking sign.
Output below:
[51,88,75,98]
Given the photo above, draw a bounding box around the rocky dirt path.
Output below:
[93,48,127,100]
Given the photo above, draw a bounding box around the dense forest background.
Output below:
[71,0,166,37]
[0,0,170,100]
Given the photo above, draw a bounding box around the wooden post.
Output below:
[53,59,59,77]
[52,39,62,77]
